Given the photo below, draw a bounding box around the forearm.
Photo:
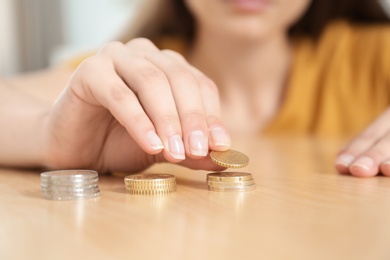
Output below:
[0,79,49,168]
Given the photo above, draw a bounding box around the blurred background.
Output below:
[0,0,140,76]
[1,0,390,76]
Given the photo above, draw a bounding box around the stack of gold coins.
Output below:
[207,172,256,192]
[124,173,176,195]
[41,170,100,200]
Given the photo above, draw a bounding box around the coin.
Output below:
[207,179,255,188]
[41,170,98,180]
[210,150,249,168]
[208,184,256,192]
[206,172,256,192]
[41,186,100,194]
[126,188,176,195]
[124,173,177,195]
[207,172,253,182]
[41,180,98,188]
[125,173,175,181]
[40,170,100,200]
[125,183,176,189]
[42,192,101,201]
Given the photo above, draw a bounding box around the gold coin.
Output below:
[208,184,256,192]
[126,188,176,195]
[124,174,177,195]
[207,179,255,188]
[125,186,176,192]
[125,184,176,191]
[125,182,176,187]
[125,173,175,183]
[207,172,253,182]
[210,150,249,168]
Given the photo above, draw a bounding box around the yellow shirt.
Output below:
[265,20,390,137]
[67,20,390,137]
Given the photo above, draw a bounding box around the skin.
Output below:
[0,0,389,177]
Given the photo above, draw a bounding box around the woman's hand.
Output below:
[42,38,231,173]
[335,108,390,177]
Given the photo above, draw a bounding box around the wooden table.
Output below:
[1,137,390,260]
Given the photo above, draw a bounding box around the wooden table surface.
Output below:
[1,136,390,260]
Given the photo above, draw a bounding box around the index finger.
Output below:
[162,50,231,151]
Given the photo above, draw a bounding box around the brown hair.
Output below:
[121,0,390,44]
[291,0,390,37]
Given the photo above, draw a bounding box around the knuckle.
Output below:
[138,65,167,83]
[191,69,217,90]
[162,49,186,61]
[127,37,156,49]
[157,114,182,136]
[77,57,106,84]
[160,114,181,128]
[108,83,128,103]
[98,41,125,54]
[198,75,219,94]
[184,110,204,119]
[182,110,206,127]
[174,67,196,82]
[206,115,221,125]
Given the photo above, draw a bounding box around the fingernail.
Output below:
[169,134,185,160]
[146,131,164,150]
[382,160,390,166]
[210,127,231,148]
[189,130,208,156]
[351,156,374,170]
[335,154,355,167]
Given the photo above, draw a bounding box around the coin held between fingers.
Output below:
[210,150,249,168]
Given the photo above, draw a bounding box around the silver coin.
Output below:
[42,188,100,196]
[41,185,99,193]
[41,170,98,181]
[42,191,100,201]
[41,178,99,187]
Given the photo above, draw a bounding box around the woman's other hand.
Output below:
[43,38,231,173]
[335,108,390,177]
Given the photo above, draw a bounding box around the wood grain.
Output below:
[1,136,390,260]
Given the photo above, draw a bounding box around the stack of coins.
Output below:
[207,172,256,192]
[124,173,176,195]
[41,170,100,200]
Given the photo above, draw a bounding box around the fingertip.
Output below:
[144,131,164,154]
[162,149,185,163]
[349,156,379,177]
[334,163,350,175]
[349,165,377,178]
[380,161,390,177]
[187,130,209,158]
[209,126,231,151]
[334,154,354,175]
[163,134,186,162]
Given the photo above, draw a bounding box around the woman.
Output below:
[0,0,389,177]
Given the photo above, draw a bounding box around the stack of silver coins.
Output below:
[40,170,100,200]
